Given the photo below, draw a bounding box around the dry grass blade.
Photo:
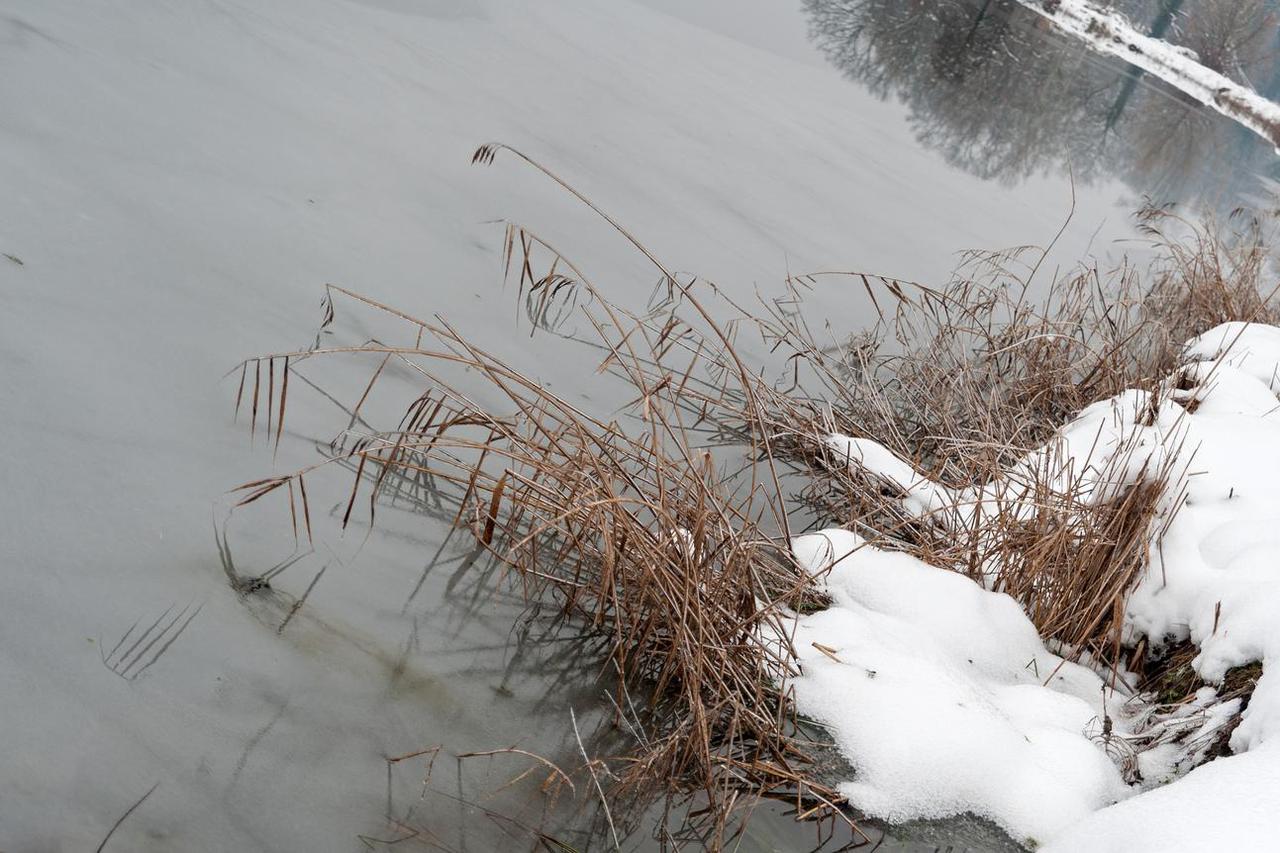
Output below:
[275,356,289,456]
[458,747,578,796]
[482,472,507,546]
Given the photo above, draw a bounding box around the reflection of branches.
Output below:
[1023,0,1280,143]
[804,0,1280,207]
[95,782,161,853]
[102,601,203,681]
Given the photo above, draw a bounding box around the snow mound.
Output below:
[790,530,1131,846]
[795,322,1280,850]
[1046,743,1280,852]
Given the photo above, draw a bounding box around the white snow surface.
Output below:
[790,529,1131,846]
[827,388,1168,551]
[806,322,1280,850]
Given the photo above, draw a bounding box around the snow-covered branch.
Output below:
[1017,0,1280,151]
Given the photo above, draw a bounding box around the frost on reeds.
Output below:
[228,145,1278,846]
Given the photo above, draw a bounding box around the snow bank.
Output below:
[790,530,1131,846]
[796,322,1280,849]
[1016,0,1280,151]
[1046,744,1280,851]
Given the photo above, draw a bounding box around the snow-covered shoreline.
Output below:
[1017,0,1280,150]
[792,322,1280,848]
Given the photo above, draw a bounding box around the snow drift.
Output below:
[791,322,1280,849]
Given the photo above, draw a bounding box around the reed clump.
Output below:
[230,145,870,847]
[747,202,1279,662]
[229,146,1279,846]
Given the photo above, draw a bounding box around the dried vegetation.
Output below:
[229,146,1279,848]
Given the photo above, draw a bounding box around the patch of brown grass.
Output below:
[724,201,1278,663]
[228,146,1279,846]
[229,145,875,848]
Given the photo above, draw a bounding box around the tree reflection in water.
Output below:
[805,0,1280,208]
